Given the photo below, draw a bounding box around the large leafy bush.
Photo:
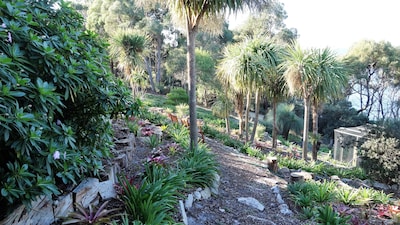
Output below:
[0,0,135,212]
[359,136,400,185]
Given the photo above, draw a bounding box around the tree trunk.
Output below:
[311,99,318,161]
[244,89,251,143]
[272,98,278,149]
[235,92,244,137]
[225,116,231,135]
[144,57,156,92]
[250,89,260,143]
[155,35,163,86]
[187,26,198,151]
[302,96,311,161]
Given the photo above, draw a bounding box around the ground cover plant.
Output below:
[0,0,136,218]
[288,179,400,224]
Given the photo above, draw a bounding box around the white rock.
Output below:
[219,208,226,212]
[200,187,211,199]
[98,180,117,200]
[278,204,293,215]
[194,191,202,200]
[276,193,285,204]
[237,197,265,211]
[179,200,188,225]
[210,186,219,195]
[185,194,194,209]
[271,185,280,194]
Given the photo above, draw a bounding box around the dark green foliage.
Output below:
[279,156,367,180]
[178,145,219,188]
[0,0,135,210]
[119,165,184,224]
[202,124,244,149]
[319,100,369,143]
[315,205,351,225]
[359,136,400,185]
[165,87,189,106]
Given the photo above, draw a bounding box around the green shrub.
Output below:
[178,146,218,188]
[315,205,350,225]
[119,165,184,224]
[0,0,134,211]
[359,136,400,185]
[175,103,189,118]
[165,87,188,106]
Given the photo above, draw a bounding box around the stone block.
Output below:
[237,197,265,211]
[98,180,117,200]
[53,193,73,220]
[73,178,100,208]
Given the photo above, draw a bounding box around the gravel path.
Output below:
[185,137,309,225]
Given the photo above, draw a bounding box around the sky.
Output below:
[230,0,400,54]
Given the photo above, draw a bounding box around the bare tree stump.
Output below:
[290,171,313,183]
[267,157,278,173]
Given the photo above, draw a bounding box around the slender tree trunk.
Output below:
[250,89,260,143]
[155,35,163,86]
[187,26,198,151]
[235,92,244,137]
[311,99,319,161]
[144,57,156,92]
[225,116,231,135]
[272,98,278,149]
[245,89,251,143]
[302,96,311,161]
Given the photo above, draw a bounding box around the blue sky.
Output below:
[230,0,400,54]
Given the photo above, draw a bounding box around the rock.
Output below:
[276,193,285,204]
[185,194,194,209]
[179,200,188,225]
[210,186,219,195]
[200,187,211,199]
[98,180,117,200]
[271,185,280,194]
[278,204,293,215]
[218,208,226,213]
[263,132,272,141]
[373,181,390,191]
[194,190,202,200]
[237,197,265,211]
[72,178,100,208]
[330,175,340,181]
[277,167,291,177]
[53,193,74,219]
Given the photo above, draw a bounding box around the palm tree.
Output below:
[211,93,233,134]
[108,30,152,95]
[259,45,286,148]
[217,42,246,137]
[282,42,317,160]
[310,48,347,160]
[141,0,271,150]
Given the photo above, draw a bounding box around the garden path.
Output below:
[184,137,307,225]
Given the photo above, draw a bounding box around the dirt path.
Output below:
[185,137,308,225]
